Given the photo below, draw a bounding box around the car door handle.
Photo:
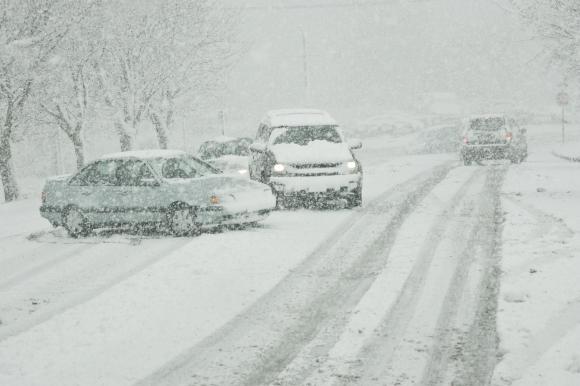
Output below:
[81,191,92,196]
[119,190,130,195]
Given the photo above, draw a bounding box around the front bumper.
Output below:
[198,208,271,227]
[40,205,63,225]
[270,173,362,196]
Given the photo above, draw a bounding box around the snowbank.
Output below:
[552,142,580,162]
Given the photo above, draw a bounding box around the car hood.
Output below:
[270,141,353,164]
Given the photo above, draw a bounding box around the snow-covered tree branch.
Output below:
[0,0,82,201]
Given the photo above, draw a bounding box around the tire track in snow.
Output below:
[329,165,506,386]
[135,162,457,386]
[320,166,489,386]
[283,167,484,386]
[0,237,193,342]
[425,165,507,386]
[0,243,99,291]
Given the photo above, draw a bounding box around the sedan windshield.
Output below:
[271,126,342,146]
[149,156,218,179]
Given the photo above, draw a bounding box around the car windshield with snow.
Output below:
[249,109,363,208]
[39,150,276,237]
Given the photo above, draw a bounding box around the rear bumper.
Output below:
[461,144,512,160]
[270,173,362,196]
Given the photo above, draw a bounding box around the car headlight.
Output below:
[272,163,287,175]
[238,169,248,175]
[343,161,358,174]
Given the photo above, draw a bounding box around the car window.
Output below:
[149,156,219,179]
[115,160,155,186]
[270,126,342,146]
[71,160,118,186]
[469,117,506,131]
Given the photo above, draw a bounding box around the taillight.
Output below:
[463,137,469,144]
[506,132,513,141]
[41,191,47,204]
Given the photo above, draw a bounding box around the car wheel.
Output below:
[63,207,91,238]
[167,205,200,236]
[346,185,363,209]
[275,193,286,210]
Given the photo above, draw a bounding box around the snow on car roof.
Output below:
[262,109,337,127]
[100,149,188,160]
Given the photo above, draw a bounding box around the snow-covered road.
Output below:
[0,125,579,386]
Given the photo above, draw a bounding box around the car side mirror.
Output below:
[250,142,266,152]
[348,139,363,150]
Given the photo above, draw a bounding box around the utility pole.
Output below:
[218,110,226,136]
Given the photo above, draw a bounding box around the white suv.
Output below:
[249,109,363,208]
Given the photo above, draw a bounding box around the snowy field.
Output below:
[0,124,579,385]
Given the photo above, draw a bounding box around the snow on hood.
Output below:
[271,140,353,164]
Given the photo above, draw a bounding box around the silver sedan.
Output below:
[40,150,276,237]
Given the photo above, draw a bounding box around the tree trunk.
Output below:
[69,131,85,171]
[0,133,19,202]
[115,121,134,152]
[150,112,168,149]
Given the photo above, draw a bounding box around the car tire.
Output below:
[167,204,200,237]
[275,193,287,210]
[346,185,363,209]
[63,207,91,238]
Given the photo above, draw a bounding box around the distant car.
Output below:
[248,109,363,208]
[40,150,276,237]
[460,115,528,165]
[197,136,252,177]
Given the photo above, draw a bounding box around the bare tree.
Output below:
[0,0,75,201]
[97,0,237,151]
[507,0,580,78]
[38,5,102,171]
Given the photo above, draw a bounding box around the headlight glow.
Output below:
[238,169,248,175]
[273,164,286,173]
[346,161,357,170]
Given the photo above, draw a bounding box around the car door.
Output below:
[113,160,164,224]
[66,160,121,225]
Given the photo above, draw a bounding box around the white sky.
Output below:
[204,0,558,136]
